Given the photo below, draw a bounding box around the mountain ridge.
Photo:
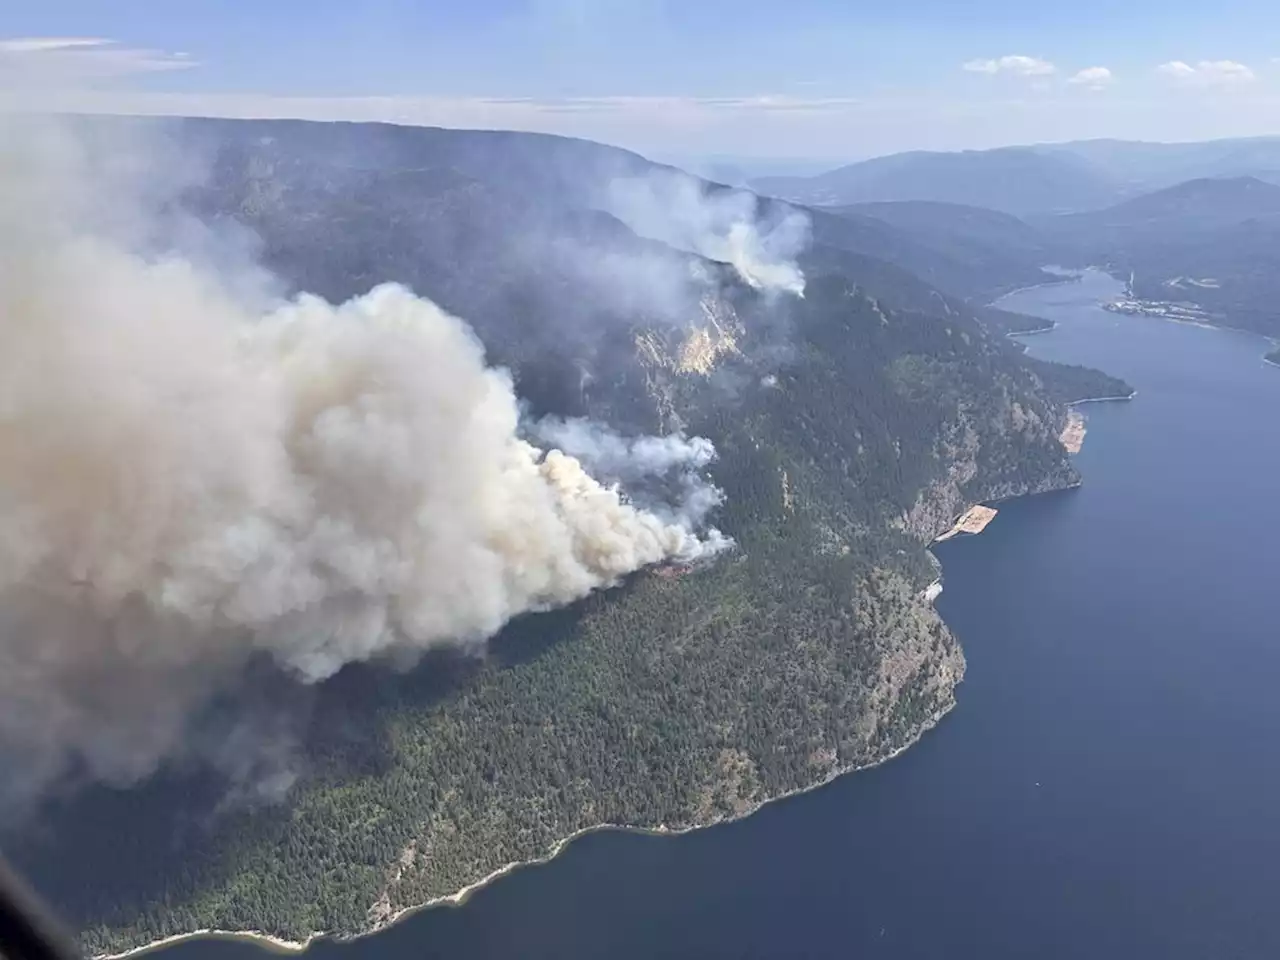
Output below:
[750,136,1280,215]
[6,117,1120,955]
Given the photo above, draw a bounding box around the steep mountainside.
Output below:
[10,119,1092,954]
[182,118,1059,313]
[805,206,1051,303]
[829,201,1059,298]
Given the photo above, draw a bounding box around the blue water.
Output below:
[167,271,1280,959]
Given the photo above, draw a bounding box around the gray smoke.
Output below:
[530,418,732,552]
[531,417,716,482]
[0,117,727,798]
[602,170,810,296]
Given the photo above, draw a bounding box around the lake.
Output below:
[163,270,1280,959]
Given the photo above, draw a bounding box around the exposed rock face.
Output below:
[900,396,1080,544]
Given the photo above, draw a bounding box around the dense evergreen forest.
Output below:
[1024,358,1134,405]
[981,308,1055,337]
[7,120,1107,954]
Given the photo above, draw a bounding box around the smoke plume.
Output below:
[529,418,733,552]
[0,117,726,799]
[602,170,810,296]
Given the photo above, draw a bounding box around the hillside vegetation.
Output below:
[9,120,1098,954]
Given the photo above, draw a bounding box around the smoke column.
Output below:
[0,118,726,797]
[603,170,810,296]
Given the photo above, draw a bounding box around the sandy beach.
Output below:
[98,930,314,960]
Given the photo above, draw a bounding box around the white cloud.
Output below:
[962,55,1057,77]
[0,38,111,54]
[1156,60,1255,87]
[0,36,196,78]
[1068,66,1114,91]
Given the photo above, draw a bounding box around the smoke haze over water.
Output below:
[0,116,726,803]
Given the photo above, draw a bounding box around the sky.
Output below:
[4,0,1280,164]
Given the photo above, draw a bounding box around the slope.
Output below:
[1040,137,1280,194]
[1038,177,1280,335]
[751,147,1118,216]
[804,205,1050,303]
[829,201,1059,298]
[9,118,1094,954]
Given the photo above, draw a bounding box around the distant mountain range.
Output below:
[164,116,1052,348]
[752,136,1280,216]
[791,169,1280,339]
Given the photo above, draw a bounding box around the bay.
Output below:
[163,270,1280,959]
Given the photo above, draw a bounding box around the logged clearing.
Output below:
[1060,410,1086,454]
[934,505,998,542]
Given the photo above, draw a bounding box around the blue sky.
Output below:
[4,0,1280,161]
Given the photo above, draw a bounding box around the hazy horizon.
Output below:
[5,1,1280,161]
[10,107,1280,180]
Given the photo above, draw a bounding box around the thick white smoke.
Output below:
[530,418,733,554]
[531,417,716,482]
[0,118,726,796]
[603,170,810,296]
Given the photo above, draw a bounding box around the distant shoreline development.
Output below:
[1104,296,1216,326]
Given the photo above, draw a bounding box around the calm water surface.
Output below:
[168,271,1280,959]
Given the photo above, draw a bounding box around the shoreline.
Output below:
[933,505,999,543]
[99,459,1086,960]
[988,270,1088,310]
[97,476,1083,960]
[95,702,957,960]
[95,283,1097,960]
[994,266,1269,350]
[1007,321,1056,338]
[98,931,313,960]
[1098,275,1274,347]
[996,271,1085,300]
[1069,391,1137,406]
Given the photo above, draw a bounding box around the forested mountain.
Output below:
[1039,137,1280,194]
[1021,358,1134,405]
[752,147,1116,216]
[1039,176,1280,239]
[1036,177,1280,336]
[751,136,1280,216]
[829,201,1060,297]
[805,206,1052,303]
[751,144,1280,338]
[9,118,1098,954]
